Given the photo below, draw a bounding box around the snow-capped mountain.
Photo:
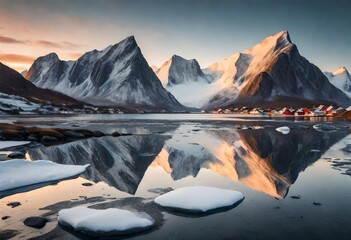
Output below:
[203,31,350,109]
[26,36,185,111]
[155,55,211,107]
[0,62,83,107]
[153,31,349,109]
[324,67,351,98]
[156,55,210,86]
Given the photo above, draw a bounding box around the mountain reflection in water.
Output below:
[28,125,348,198]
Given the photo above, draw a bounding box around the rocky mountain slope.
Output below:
[0,62,83,108]
[26,36,185,111]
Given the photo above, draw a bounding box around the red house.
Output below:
[326,106,333,116]
[282,108,295,115]
[295,108,312,116]
[317,105,327,111]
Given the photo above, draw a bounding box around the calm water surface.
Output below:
[0,114,350,240]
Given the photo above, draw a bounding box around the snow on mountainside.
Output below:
[324,67,351,98]
[0,92,39,114]
[154,31,349,109]
[155,55,211,107]
[203,31,350,109]
[27,36,185,111]
[0,62,83,108]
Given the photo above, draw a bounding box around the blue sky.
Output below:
[0,0,350,72]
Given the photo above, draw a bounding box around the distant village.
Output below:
[212,105,351,117]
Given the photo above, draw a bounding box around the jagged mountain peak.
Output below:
[334,66,350,76]
[27,36,185,111]
[156,54,209,87]
[246,30,292,56]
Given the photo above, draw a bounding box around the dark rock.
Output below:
[23,216,48,229]
[341,145,351,153]
[41,135,58,144]
[63,130,85,138]
[82,182,93,187]
[290,195,301,199]
[7,202,21,208]
[2,216,10,220]
[313,124,338,132]
[8,151,26,159]
[111,132,120,137]
[313,202,322,206]
[27,134,38,141]
[93,131,104,137]
[0,229,19,240]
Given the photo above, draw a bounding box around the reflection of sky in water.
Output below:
[1,117,351,239]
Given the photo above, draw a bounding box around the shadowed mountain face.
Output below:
[28,135,169,194]
[0,62,83,107]
[26,37,185,111]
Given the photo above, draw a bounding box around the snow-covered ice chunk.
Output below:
[0,160,89,192]
[275,126,290,135]
[0,141,30,150]
[58,206,154,236]
[154,186,244,213]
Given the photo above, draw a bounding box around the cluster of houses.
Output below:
[214,105,350,117]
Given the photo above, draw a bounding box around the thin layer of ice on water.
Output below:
[0,141,30,150]
[0,159,89,192]
[154,186,244,212]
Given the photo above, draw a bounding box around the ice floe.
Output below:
[154,186,244,213]
[0,141,30,150]
[58,206,154,236]
[0,160,89,192]
[313,124,338,132]
[275,126,290,135]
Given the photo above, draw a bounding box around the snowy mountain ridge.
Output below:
[155,31,350,109]
[27,36,185,111]
[324,67,351,98]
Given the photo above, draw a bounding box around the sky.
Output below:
[0,0,350,72]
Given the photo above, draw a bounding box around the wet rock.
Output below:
[290,195,301,199]
[8,151,26,159]
[28,128,64,138]
[76,129,94,137]
[63,130,85,138]
[82,182,93,187]
[111,132,120,137]
[23,216,48,229]
[313,202,322,206]
[313,124,338,132]
[148,187,173,194]
[27,134,38,141]
[41,136,58,144]
[7,201,21,208]
[341,145,351,153]
[0,229,20,240]
[93,131,104,137]
[2,216,10,220]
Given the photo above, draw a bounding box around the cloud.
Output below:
[34,40,63,48]
[0,35,27,44]
[0,53,35,64]
[0,34,80,49]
